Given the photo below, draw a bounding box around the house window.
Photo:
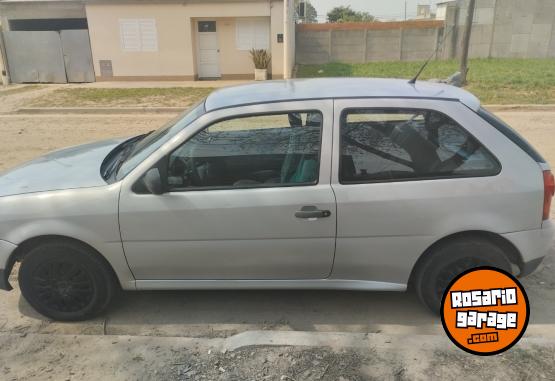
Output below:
[236,18,270,51]
[119,19,158,52]
[198,21,216,33]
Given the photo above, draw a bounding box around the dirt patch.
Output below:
[0,333,373,381]
[2,332,554,381]
[429,345,555,380]
[158,346,369,381]
[0,115,169,171]
[0,85,44,97]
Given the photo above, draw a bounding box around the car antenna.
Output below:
[408,26,455,85]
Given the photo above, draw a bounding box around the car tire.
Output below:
[413,237,512,314]
[18,240,116,321]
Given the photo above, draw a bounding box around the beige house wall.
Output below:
[86,1,287,81]
[270,0,285,78]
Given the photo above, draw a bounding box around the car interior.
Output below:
[340,110,496,183]
[166,112,323,190]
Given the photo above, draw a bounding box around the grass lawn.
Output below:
[28,87,214,108]
[297,59,555,104]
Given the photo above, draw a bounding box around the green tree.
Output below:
[295,0,318,23]
[327,5,376,23]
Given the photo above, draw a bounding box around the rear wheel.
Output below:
[413,237,512,314]
[18,240,116,321]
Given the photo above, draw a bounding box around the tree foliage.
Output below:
[327,5,376,23]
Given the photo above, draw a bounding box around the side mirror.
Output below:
[142,168,164,195]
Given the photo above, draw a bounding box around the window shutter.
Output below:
[236,18,269,51]
[236,19,254,51]
[120,20,141,52]
[253,19,270,50]
[119,19,158,52]
[139,19,158,52]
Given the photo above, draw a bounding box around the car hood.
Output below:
[0,138,126,197]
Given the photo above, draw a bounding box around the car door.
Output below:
[118,100,336,282]
[330,99,503,286]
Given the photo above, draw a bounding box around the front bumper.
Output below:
[0,240,17,291]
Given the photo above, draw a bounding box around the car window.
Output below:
[478,107,546,163]
[340,109,500,183]
[116,101,206,180]
[167,111,322,190]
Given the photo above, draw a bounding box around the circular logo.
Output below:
[441,267,529,356]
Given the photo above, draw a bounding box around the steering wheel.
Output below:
[184,157,202,186]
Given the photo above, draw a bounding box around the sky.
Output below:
[310,0,440,22]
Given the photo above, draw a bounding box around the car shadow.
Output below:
[15,284,555,338]
[100,289,441,337]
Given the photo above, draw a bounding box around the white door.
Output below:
[197,21,220,79]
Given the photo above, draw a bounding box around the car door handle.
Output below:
[295,206,332,219]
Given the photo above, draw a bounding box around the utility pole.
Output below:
[404,1,407,21]
[460,0,476,85]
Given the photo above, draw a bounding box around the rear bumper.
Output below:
[519,257,545,277]
[0,240,17,291]
[502,220,555,277]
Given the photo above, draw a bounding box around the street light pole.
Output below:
[460,0,476,85]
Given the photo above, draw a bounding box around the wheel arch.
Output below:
[408,230,523,289]
[7,235,122,290]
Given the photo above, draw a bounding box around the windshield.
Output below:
[115,101,206,180]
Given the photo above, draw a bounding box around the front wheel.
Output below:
[18,241,116,321]
[413,238,512,314]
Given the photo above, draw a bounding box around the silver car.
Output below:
[0,78,553,321]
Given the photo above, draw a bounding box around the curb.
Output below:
[484,104,555,112]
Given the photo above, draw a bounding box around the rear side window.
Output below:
[340,109,501,183]
[478,107,546,163]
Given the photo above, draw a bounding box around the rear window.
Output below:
[340,108,501,183]
[478,108,546,163]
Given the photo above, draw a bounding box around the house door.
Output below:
[197,21,220,79]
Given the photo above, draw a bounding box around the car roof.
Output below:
[204,78,481,112]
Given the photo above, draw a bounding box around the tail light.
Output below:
[544,170,555,220]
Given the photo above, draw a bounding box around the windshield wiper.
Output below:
[103,132,153,180]
[111,131,155,179]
